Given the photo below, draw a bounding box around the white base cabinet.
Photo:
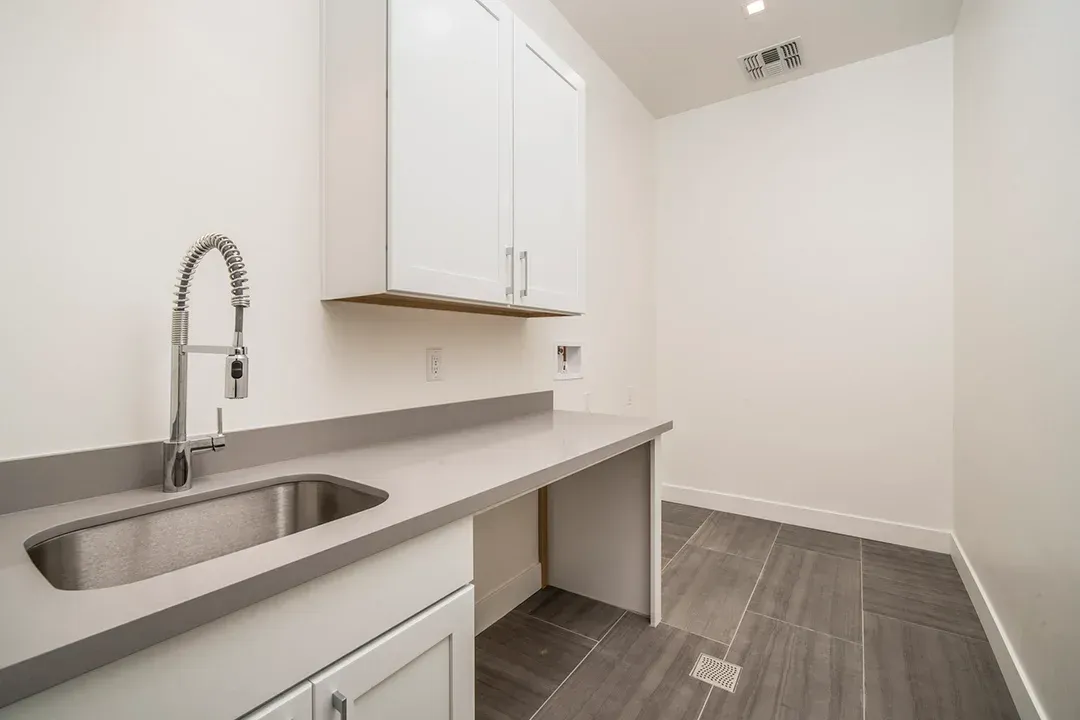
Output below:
[241,586,474,720]
[322,0,585,317]
[311,586,474,720]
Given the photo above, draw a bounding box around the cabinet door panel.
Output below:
[311,586,474,720]
[388,0,513,303]
[239,682,312,720]
[513,20,586,313]
[346,637,451,719]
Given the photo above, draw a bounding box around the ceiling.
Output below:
[547,0,963,117]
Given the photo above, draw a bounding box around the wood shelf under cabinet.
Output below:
[336,293,570,319]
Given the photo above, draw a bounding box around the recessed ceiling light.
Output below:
[745,0,766,16]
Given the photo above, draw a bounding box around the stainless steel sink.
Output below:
[27,476,388,591]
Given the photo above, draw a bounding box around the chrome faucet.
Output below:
[163,233,250,493]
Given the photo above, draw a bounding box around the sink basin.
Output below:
[27,476,389,591]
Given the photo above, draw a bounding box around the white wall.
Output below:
[954,1,1080,718]
[0,1,656,604]
[656,38,954,538]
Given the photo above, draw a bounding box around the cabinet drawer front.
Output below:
[311,585,475,720]
[388,0,513,304]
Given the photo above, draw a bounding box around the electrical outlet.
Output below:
[626,386,634,406]
[426,348,443,382]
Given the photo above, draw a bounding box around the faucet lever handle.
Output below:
[208,407,227,451]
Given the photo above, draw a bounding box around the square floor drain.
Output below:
[690,653,741,693]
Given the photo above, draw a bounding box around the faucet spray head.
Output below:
[225,350,249,399]
[225,306,248,399]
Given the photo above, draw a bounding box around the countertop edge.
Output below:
[0,416,673,707]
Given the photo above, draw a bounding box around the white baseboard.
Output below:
[663,484,952,552]
[951,535,1046,720]
[474,562,542,635]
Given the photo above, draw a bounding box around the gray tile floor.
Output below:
[475,502,1020,720]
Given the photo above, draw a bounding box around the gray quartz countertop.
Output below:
[0,409,671,706]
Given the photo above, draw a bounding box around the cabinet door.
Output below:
[388,0,513,304]
[512,19,586,314]
[239,682,313,720]
[311,585,474,720]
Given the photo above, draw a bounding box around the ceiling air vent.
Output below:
[741,38,802,81]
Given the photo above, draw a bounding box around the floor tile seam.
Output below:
[745,611,863,647]
[526,610,628,720]
[723,524,779,660]
[862,610,990,644]
[655,620,732,653]
[688,525,780,562]
[860,553,960,573]
[860,542,955,561]
[508,609,602,645]
[772,540,864,564]
[861,565,967,585]
[663,511,716,573]
[778,522,864,541]
[694,686,713,720]
[684,512,780,560]
[860,538,867,720]
[860,569,975,602]
[672,542,770,568]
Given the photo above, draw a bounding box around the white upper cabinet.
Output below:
[512,20,586,314]
[387,0,513,304]
[322,0,586,316]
